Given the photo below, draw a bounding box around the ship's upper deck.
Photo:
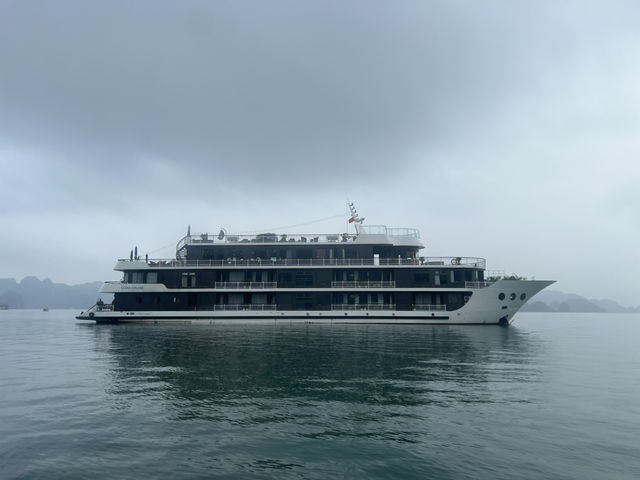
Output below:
[177,224,424,253]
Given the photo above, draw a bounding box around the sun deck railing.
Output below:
[120,257,486,268]
[178,233,357,251]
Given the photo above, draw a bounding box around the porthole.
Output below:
[510,293,516,301]
[520,293,526,301]
[499,293,505,301]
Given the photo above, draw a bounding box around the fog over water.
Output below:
[0,1,638,305]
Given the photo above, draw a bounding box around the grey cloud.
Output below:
[1,1,640,304]
[2,0,616,182]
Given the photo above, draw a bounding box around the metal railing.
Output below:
[484,270,505,279]
[331,304,396,311]
[413,304,447,311]
[120,257,486,269]
[177,233,358,251]
[331,281,396,288]
[214,282,277,289]
[176,226,423,252]
[465,281,493,289]
[210,304,277,311]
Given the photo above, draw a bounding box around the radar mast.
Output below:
[348,202,365,234]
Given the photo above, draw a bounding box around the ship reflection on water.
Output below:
[85,324,543,411]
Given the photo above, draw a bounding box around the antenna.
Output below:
[347,202,365,234]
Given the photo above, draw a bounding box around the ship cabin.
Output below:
[110,226,486,314]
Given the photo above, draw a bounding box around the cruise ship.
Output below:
[77,205,553,325]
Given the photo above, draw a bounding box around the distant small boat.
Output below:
[42,308,49,312]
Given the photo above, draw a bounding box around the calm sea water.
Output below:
[1,310,639,479]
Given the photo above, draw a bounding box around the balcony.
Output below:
[331,281,396,288]
[214,282,277,289]
[210,304,277,311]
[331,304,396,311]
[413,304,447,311]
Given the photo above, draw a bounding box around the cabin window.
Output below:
[345,271,357,281]
[450,271,455,283]
[295,271,313,287]
[135,296,142,303]
[131,272,145,283]
[295,294,313,309]
[317,294,330,306]
[414,273,429,283]
[279,272,292,284]
[181,273,196,287]
[415,293,430,305]
[520,293,526,300]
[228,294,243,305]
[229,271,244,282]
[368,270,382,281]
[146,272,158,284]
[252,293,267,305]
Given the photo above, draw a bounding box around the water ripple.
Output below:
[1,311,640,479]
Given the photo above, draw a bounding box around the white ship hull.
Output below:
[77,279,553,325]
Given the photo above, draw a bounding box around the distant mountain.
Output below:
[522,301,553,312]
[0,277,104,309]
[521,290,639,313]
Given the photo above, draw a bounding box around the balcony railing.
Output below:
[413,304,447,311]
[331,304,396,311]
[465,281,492,289]
[331,281,396,288]
[210,304,277,311]
[214,282,277,289]
[121,257,486,269]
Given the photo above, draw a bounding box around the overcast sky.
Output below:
[1,1,638,305]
